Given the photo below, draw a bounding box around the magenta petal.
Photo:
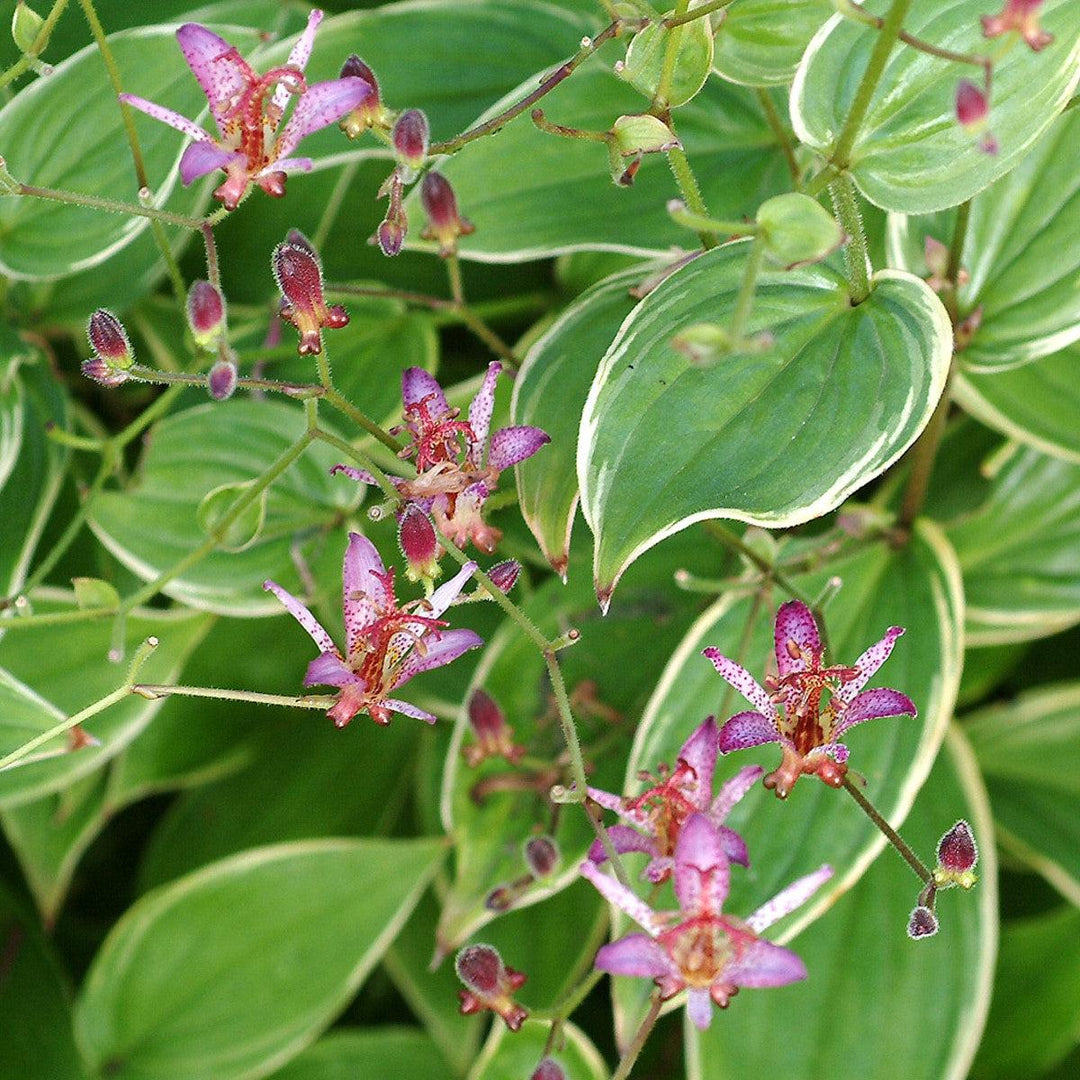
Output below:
[342,532,389,650]
[176,23,250,134]
[717,710,780,753]
[330,463,404,490]
[271,7,322,112]
[717,824,749,868]
[774,600,822,677]
[725,939,807,988]
[487,425,551,471]
[686,988,714,1030]
[702,649,775,718]
[746,864,832,933]
[674,813,729,917]
[264,579,336,654]
[834,687,917,736]
[594,934,674,978]
[275,77,375,159]
[587,825,658,865]
[677,716,720,806]
[269,156,314,175]
[304,651,358,689]
[120,94,209,143]
[397,628,483,682]
[840,626,905,701]
[579,860,666,935]
[467,362,501,465]
[402,367,449,414]
[180,141,240,184]
[427,560,478,617]
[382,698,438,724]
[710,764,764,821]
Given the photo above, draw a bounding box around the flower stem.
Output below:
[831,0,913,170]
[842,775,931,883]
[664,0,734,27]
[665,139,717,250]
[756,88,801,187]
[14,182,206,230]
[0,0,69,90]
[728,236,767,345]
[311,426,403,506]
[322,389,405,453]
[131,684,336,709]
[611,990,664,1080]
[830,173,871,303]
[654,0,690,111]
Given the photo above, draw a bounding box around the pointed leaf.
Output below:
[265,1029,446,1080]
[578,243,951,603]
[712,0,832,87]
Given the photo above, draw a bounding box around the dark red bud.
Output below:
[392,109,429,170]
[955,80,989,130]
[937,820,978,872]
[398,504,440,582]
[468,689,504,737]
[532,1060,567,1080]
[284,228,318,259]
[272,240,348,354]
[378,214,406,257]
[421,172,459,229]
[906,905,939,939]
[487,559,521,593]
[187,280,226,348]
[207,359,238,401]
[81,357,129,387]
[524,836,560,878]
[455,944,502,995]
[340,54,378,94]
[87,309,133,365]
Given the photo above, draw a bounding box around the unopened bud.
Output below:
[87,309,134,367]
[392,109,429,173]
[272,240,349,355]
[955,80,997,154]
[455,944,528,1031]
[398,504,441,584]
[420,172,475,256]
[464,688,525,767]
[187,280,226,349]
[608,113,679,186]
[524,835,560,879]
[487,559,521,594]
[338,55,389,137]
[933,820,978,889]
[532,1060,567,1080]
[12,2,46,55]
[207,359,238,400]
[757,192,843,269]
[374,171,407,257]
[906,905,939,939]
[81,356,130,387]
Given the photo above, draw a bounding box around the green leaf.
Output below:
[196,481,268,552]
[953,346,1080,464]
[0,23,260,279]
[88,400,358,615]
[72,577,121,612]
[75,838,445,1080]
[513,265,649,574]
[619,13,714,108]
[265,1028,447,1080]
[0,598,211,807]
[965,682,1080,904]
[945,445,1080,644]
[578,243,951,604]
[712,0,832,87]
[756,192,843,268]
[0,355,69,597]
[471,1018,607,1080]
[0,880,88,1080]
[971,907,1080,1080]
[792,0,1080,213]
[885,108,1080,372]
[686,726,997,1080]
[406,65,791,260]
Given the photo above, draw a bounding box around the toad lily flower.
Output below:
[587,717,761,883]
[332,364,549,554]
[703,601,917,798]
[263,532,481,727]
[119,11,373,210]
[581,813,832,1029]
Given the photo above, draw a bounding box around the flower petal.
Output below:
[487,425,550,471]
[402,367,449,414]
[678,717,720,808]
[579,860,666,935]
[594,934,674,978]
[180,141,241,184]
[266,156,313,175]
[270,8,322,112]
[342,531,390,651]
[587,825,658,865]
[175,23,251,135]
[834,687,917,737]
[686,987,714,1030]
[717,710,780,753]
[426,559,478,617]
[304,650,358,689]
[725,938,806,988]
[745,863,832,933]
[120,93,211,143]
[382,698,438,724]
[717,824,749,868]
[674,813,729,917]
[330,463,405,490]
[275,77,374,160]
[396,628,483,683]
[467,362,501,465]
[263,578,336,653]
[710,764,764,821]
[838,626,905,701]
[773,600,822,677]
[702,648,775,718]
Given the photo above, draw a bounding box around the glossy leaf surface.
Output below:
[712,0,832,87]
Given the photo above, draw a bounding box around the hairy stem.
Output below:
[842,775,931,883]
[830,173,871,303]
[611,991,664,1080]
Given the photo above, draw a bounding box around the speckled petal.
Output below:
[263,578,336,653]
[179,140,241,184]
[702,648,775,718]
[275,77,374,160]
[678,716,720,807]
[396,628,482,683]
[266,156,313,175]
[402,367,449,414]
[120,93,211,143]
[467,362,501,466]
[579,860,666,935]
[717,824,749,868]
[426,560,478,617]
[746,863,832,933]
[674,813,729,917]
[774,600,822,677]
[382,698,438,724]
[594,934,674,978]
[717,710,780,753]
[725,938,806,988]
[304,651,358,688]
[710,764,764,821]
[270,8,322,112]
[834,687,917,737]
[487,425,550,471]
[176,23,251,134]
[839,626,905,701]
[587,825,658,865]
[342,531,390,650]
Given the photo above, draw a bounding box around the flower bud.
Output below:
[756,192,844,269]
[608,113,679,186]
[392,109,429,173]
[374,171,408,257]
[398,504,441,585]
[87,309,134,368]
[906,904,939,939]
[463,688,525,767]
[455,944,528,1031]
[338,55,390,137]
[981,0,1053,51]
[420,172,475,256]
[207,359,238,401]
[187,280,226,349]
[81,356,130,387]
[955,80,998,155]
[532,1060,567,1080]
[524,835,560,879]
[272,240,349,355]
[487,559,521,594]
[933,820,978,889]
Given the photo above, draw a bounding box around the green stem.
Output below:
[0,637,158,772]
[668,205,755,237]
[124,365,325,400]
[0,0,69,90]
[445,253,464,306]
[831,0,913,170]
[830,173,871,303]
[322,389,404,453]
[842,775,931,883]
[132,684,336,709]
[654,0,690,111]
[728,235,767,343]
[313,159,359,250]
[756,88,800,187]
[611,991,664,1080]
[665,140,717,250]
[311,426,403,505]
[455,305,518,367]
[15,182,206,230]
[664,0,734,26]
